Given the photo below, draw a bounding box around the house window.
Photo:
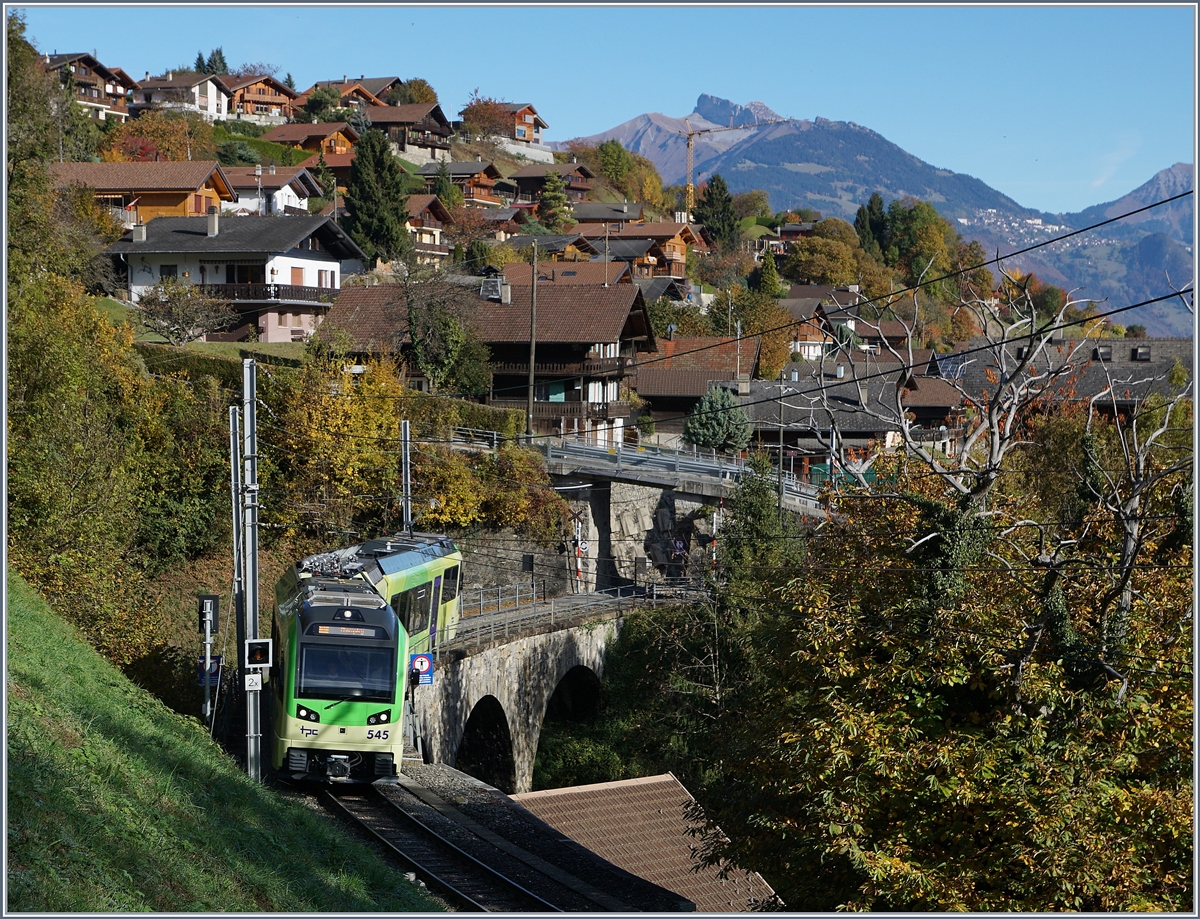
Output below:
[1132,345,1151,362]
[194,194,203,213]
[515,126,527,139]
[159,264,177,278]
[277,312,287,327]
[1094,345,1112,362]
[1015,346,1028,360]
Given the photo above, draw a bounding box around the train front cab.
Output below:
[270,586,408,784]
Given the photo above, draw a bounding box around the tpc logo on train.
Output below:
[409,653,434,686]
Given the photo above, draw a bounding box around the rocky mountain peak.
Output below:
[694,94,782,127]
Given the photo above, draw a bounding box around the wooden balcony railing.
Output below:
[195,283,339,304]
[490,358,624,376]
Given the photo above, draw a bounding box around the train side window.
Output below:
[441,565,460,602]
[392,584,431,635]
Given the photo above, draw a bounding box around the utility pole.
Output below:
[227,407,245,736]
[526,239,538,440]
[241,359,262,782]
[778,372,785,517]
[402,419,412,534]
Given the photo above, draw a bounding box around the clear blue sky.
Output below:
[15,3,1196,214]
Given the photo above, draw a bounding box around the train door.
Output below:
[427,575,443,651]
[391,580,434,652]
[439,564,460,641]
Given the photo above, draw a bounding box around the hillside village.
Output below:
[9,21,1195,914]
[32,44,1193,458]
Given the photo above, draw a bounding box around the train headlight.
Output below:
[367,709,392,726]
[296,706,320,723]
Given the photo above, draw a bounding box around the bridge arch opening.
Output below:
[454,695,516,793]
[545,664,602,722]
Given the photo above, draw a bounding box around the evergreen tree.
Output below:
[465,238,490,274]
[311,149,336,200]
[193,50,206,73]
[536,169,570,232]
[343,128,411,266]
[854,191,887,261]
[283,72,295,90]
[682,385,751,454]
[755,247,781,297]
[204,47,228,75]
[432,158,462,208]
[693,173,738,250]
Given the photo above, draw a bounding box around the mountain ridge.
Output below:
[556,95,1194,336]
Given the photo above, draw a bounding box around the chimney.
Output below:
[737,373,750,396]
[269,164,275,174]
[622,198,628,213]
[167,71,173,81]
[836,364,845,379]
[500,283,512,305]
[207,205,219,237]
[131,224,147,242]
[145,71,150,81]
[477,154,482,162]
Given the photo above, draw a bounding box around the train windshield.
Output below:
[297,644,395,702]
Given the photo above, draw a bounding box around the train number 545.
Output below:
[367,729,390,740]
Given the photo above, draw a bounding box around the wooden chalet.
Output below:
[216,74,298,124]
[48,160,237,226]
[261,122,359,155]
[295,81,386,111]
[405,194,453,265]
[503,103,548,144]
[41,52,137,122]
[360,104,453,164]
[415,160,505,206]
[577,223,702,279]
[510,162,595,203]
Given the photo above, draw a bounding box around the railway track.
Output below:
[324,788,564,912]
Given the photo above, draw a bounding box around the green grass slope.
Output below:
[5,570,443,913]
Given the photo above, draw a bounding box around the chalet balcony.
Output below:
[484,398,631,420]
[410,216,443,230]
[490,357,625,377]
[195,283,339,305]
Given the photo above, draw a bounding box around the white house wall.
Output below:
[267,253,339,288]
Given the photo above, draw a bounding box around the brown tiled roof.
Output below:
[322,285,409,352]
[636,367,734,398]
[474,284,652,347]
[512,774,778,912]
[502,261,631,286]
[221,165,318,194]
[261,122,358,145]
[405,194,453,224]
[509,163,596,180]
[298,152,356,170]
[361,103,450,128]
[644,336,755,372]
[48,160,236,199]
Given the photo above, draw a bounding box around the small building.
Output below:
[501,234,599,262]
[297,151,355,194]
[360,103,454,165]
[294,80,386,112]
[512,774,779,912]
[570,200,644,228]
[41,52,138,123]
[307,75,401,102]
[502,260,631,287]
[260,122,359,156]
[415,160,505,207]
[49,160,237,227]
[510,162,595,204]
[216,73,298,124]
[502,103,548,144]
[103,213,365,342]
[128,70,231,122]
[220,165,322,216]
[578,222,702,279]
[591,237,669,280]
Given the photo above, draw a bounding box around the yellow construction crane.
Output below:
[678,117,793,212]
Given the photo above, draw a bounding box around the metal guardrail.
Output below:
[544,437,823,509]
[443,581,711,654]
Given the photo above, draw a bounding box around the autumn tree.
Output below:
[343,127,411,266]
[460,89,511,141]
[102,109,214,162]
[781,236,858,286]
[386,78,438,105]
[732,189,771,220]
[133,277,235,345]
[303,86,345,122]
[595,138,633,185]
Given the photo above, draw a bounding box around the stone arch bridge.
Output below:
[407,616,622,795]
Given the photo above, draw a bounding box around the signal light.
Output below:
[367,709,391,725]
[245,638,272,669]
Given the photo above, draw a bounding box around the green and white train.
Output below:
[269,533,463,783]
